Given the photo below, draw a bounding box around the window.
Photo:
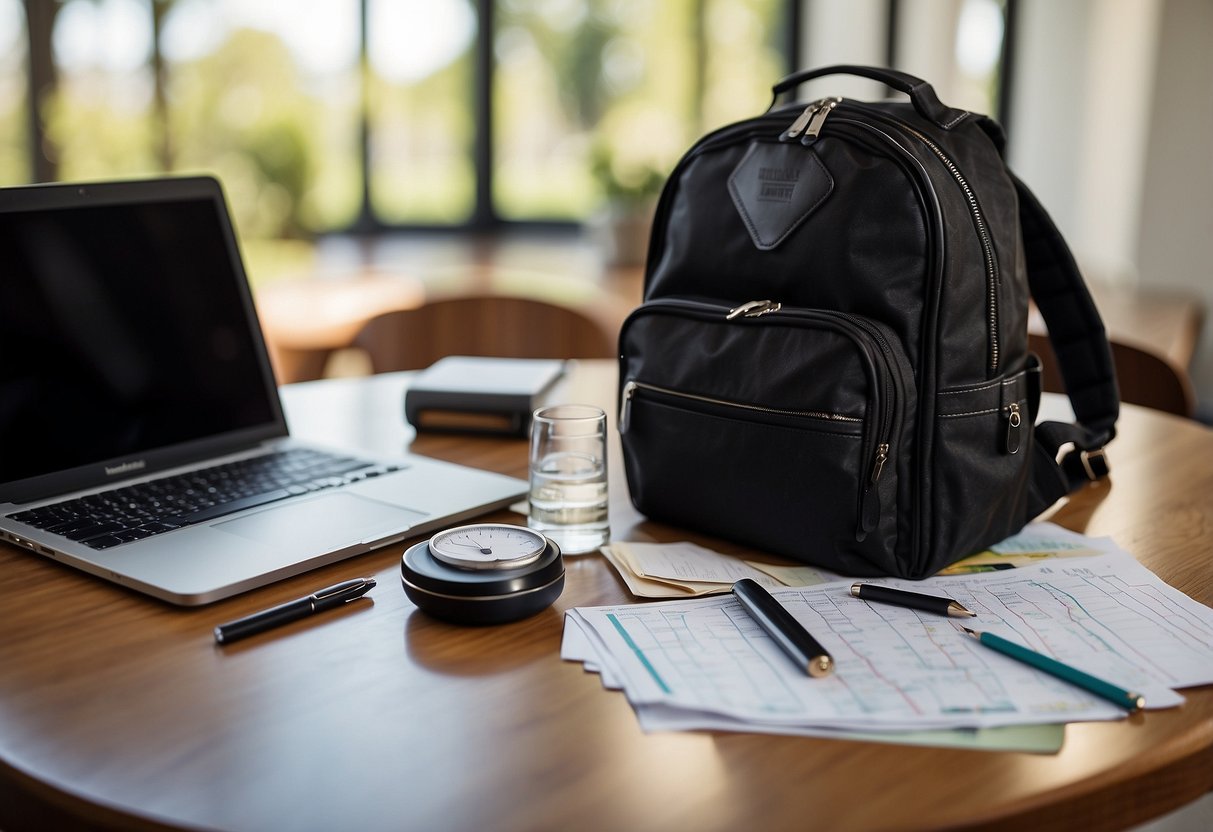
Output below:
[892,0,1016,128]
[952,0,1009,117]
[47,0,158,180]
[10,2,1023,240]
[367,0,478,225]
[12,1,796,239]
[493,0,789,223]
[14,2,800,237]
[161,0,363,237]
[0,0,28,183]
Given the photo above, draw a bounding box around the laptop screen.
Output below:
[0,180,282,495]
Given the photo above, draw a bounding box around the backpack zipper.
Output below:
[1004,402,1022,454]
[894,124,1000,375]
[726,299,782,319]
[802,97,842,142]
[780,102,820,142]
[829,103,1001,376]
[779,97,841,143]
[619,380,860,435]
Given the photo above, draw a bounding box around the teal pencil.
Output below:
[962,627,1145,712]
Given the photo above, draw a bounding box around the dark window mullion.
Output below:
[785,0,802,72]
[885,0,900,68]
[997,0,1018,136]
[473,0,495,229]
[356,0,375,233]
[24,0,59,184]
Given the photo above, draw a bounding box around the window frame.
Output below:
[18,1,1021,235]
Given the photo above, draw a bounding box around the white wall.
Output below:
[1011,0,1213,412]
[796,0,886,101]
[894,0,966,102]
[1008,0,1164,288]
[1136,0,1213,414]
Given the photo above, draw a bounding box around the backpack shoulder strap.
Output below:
[1012,172,1120,516]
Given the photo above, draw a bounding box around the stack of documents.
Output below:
[600,540,837,597]
[566,530,1213,743]
[936,522,1106,574]
[601,523,1112,599]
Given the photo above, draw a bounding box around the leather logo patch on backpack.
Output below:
[728,141,834,251]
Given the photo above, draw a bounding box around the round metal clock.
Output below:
[402,523,564,625]
[428,523,548,570]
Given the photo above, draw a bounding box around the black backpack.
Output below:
[617,65,1119,578]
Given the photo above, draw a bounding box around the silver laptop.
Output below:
[0,176,526,605]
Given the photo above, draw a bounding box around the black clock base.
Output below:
[400,538,565,625]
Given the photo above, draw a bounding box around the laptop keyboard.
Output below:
[6,448,402,550]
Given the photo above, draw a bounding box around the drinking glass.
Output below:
[527,404,609,554]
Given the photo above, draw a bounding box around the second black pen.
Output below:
[851,583,976,618]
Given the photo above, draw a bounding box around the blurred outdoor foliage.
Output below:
[2,0,784,252]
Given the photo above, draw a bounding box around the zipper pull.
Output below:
[801,97,841,144]
[1004,402,1022,455]
[619,380,637,434]
[780,102,820,142]
[725,300,782,320]
[869,443,890,484]
[856,443,890,542]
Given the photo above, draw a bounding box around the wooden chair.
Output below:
[351,295,617,373]
[1029,332,1196,418]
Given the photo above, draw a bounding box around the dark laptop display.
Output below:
[0,183,283,501]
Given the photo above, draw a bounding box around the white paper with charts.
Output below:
[563,554,1213,731]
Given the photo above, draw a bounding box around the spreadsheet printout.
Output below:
[564,554,1213,731]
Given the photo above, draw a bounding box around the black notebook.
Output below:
[404,356,567,436]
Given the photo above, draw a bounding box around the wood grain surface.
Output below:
[1,362,1210,832]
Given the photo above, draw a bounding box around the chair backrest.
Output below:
[352,295,617,373]
[1029,332,1196,418]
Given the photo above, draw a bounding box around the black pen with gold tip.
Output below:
[732,578,834,677]
[851,583,976,618]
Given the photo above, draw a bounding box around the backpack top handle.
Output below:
[770,64,971,130]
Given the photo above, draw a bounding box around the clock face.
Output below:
[428,523,548,570]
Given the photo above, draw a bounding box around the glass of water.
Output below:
[528,404,609,555]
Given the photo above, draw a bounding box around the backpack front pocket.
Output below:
[618,297,914,576]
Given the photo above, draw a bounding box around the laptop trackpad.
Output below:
[216,493,426,550]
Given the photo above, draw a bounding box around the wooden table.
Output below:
[2,362,1211,832]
